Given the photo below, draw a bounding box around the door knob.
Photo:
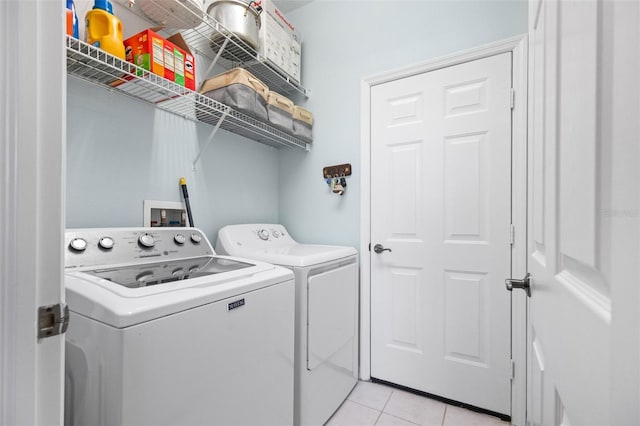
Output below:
[505,273,531,297]
[373,244,392,254]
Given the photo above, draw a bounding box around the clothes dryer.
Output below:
[64,227,295,426]
[216,224,359,426]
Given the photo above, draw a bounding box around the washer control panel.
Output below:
[65,227,214,269]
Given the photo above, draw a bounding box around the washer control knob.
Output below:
[138,233,155,248]
[272,230,280,238]
[190,233,202,244]
[258,229,269,240]
[174,233,186,245]
[98,237,114,250]
[69,238,87,252]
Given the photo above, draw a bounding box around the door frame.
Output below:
[360,34,528,424]
[0,0,66,424]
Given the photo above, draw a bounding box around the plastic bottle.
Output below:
[66,0,78,38]
[66,8,73,37]
[85,0,126,59]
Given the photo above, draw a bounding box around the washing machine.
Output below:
[216,224,359,426]
[63,227,295,426]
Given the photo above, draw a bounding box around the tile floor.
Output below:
[326,381,510,426]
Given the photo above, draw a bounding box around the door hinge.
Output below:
[38,303,69,339]
[510,88,515,109]
[510,359,515,381]
[510,224,515,245]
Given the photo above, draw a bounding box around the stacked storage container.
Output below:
[198,68,269,122]
[266,92,294,133]
[292,106,313,143]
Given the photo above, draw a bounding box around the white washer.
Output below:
[216,224,359,426]
[63,227,295,426]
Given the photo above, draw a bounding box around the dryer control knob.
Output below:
[98,237,114,250]
[190,233,202,244]
[272,230,281,238]
[174,233,186,245]
[258,229,269,240]
[69,238,87,252]
[138,233,155,248]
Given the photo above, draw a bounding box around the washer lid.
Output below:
[65,256,294,328]
[81,255,252,288]
[223,243,357,267]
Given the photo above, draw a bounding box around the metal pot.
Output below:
[207,0,262,51]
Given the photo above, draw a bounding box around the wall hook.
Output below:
[324,163,351,196]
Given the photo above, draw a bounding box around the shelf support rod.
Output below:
[200,37,230,89]
[192,106,231,170]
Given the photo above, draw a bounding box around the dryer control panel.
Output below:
[65,227,214,269]
[216,224,297,252]
[254,225,292,243]
[216,223,358,269]
[222,224,295,246]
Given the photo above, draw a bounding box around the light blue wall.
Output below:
[66,78,280,244]
[66,1,281,245]
[66,1,527,248]
[279,1,527,248]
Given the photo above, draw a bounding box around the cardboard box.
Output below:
[174,47,185,87]
[183,49,196,90]
[167,32,196,90]
[124,29,166,79]
[163,40,176,82]
[258,0,302,84]
[122,29,196,91]
[114,29,170,101]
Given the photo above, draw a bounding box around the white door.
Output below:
[0,0,66,424]
[526,0,639,424]
[370,53,512,415]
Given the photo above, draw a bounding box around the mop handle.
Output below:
[180,177,195,227]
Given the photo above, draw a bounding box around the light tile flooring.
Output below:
[326,381,510,426]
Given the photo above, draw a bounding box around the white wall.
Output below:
[279,0,527,248]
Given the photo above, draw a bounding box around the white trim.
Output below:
[359,79,372,380]
[509,34,529,426]
[361,34,528,87]
[1,0,66,424]
[359,34,528,425]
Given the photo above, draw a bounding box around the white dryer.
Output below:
[63,227,295,426]
[216,224,359,426]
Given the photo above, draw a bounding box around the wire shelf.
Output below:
[66,37,309,150]
[115,0,308,97]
